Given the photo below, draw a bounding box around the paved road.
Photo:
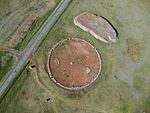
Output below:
[0,0,71,101]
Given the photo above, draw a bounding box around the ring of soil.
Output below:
[47,38,102,90]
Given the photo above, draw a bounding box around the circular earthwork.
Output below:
[47,38,102,90]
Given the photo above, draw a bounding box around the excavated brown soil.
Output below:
[47,38,101,90]
[74,12,118,43]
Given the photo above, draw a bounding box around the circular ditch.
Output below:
[47,38,102,90]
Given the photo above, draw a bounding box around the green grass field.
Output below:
[0,0,60,83]
[0,0,150,113]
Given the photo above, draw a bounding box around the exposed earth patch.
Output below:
[74,12,118,43]
[47,38,101,90]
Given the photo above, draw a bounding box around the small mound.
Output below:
[47,38,101,90]
[74,12,118,43]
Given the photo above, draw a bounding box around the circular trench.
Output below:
[47,38,102,90]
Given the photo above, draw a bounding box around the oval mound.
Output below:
[47,38,102,90]
[74,12,118,43]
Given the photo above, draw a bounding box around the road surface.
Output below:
[0,0,71,101]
